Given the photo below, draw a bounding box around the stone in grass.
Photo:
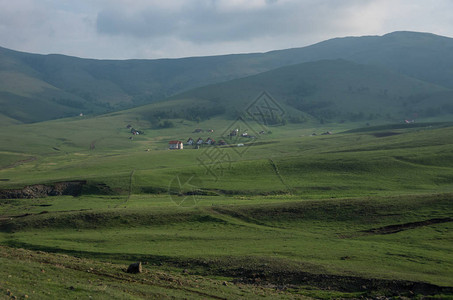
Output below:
[127,262,142,274]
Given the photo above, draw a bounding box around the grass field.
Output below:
[1,116,453,299]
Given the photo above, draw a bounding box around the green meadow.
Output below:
[3,31,453,299]
[1,114,453,299]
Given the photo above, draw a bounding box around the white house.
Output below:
[168,141,183,150]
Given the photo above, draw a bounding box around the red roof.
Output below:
[168,140,182,144]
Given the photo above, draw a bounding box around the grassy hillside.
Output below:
[0,246,299,299]
[2,30,453,298]
[266,31,453,89]
[1,113,453,298]
[170,59,452,123]
[1,113,453,196]
[2,31,453,124]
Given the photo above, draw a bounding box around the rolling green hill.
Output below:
[2,30,453,299]
[1,118,453,298]
[1,60,453,298]
[2,31,453,124]
[168,59,452,123]
[265,31,453,89]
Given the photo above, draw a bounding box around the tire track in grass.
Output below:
[115,169,135,208]
[0,156,36,170]
[207,207,291,232]
[268,158,292,194]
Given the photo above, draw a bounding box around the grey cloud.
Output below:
[96,8,177,38]
[2,0,453,59]
[95,1,356,44]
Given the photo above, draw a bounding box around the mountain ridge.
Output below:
[1,31,453,124]
[166,58,451,123]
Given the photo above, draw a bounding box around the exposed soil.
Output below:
[4,240,452,297]
[180,258,452,296]
[171,257,453,297]
[0,181,87,199]
[230,268,453,296]
[363,217,453,235]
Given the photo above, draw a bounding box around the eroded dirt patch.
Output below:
[363,217,453,235]
[0,181,87,199]
[179,257,453,297]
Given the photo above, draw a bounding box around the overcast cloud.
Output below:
[1,0,453,59]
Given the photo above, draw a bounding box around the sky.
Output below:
[1,0,453,60]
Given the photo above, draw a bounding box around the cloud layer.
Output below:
[1,0,453,59]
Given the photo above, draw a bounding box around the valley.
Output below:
[1,31,453,299]
[1,115,453,299]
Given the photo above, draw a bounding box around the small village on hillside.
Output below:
[168,127,264,150]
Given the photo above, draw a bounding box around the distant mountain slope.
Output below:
[267,31,453,89]
[0,46,273,123]
[1,31,453,124]
[169,59,451,122]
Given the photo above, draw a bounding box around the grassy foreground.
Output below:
[0,246,302,299]
[1,120,453,298]
[0,193,452,299]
